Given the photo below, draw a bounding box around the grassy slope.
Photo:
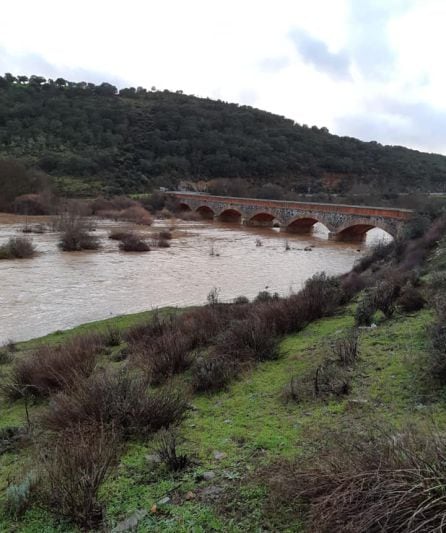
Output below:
[0,300,442,532]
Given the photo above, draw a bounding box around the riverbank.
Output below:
[0,300,442,531]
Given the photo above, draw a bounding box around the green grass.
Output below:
[0,302,443,531]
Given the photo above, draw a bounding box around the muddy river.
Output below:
[0,214,390,343]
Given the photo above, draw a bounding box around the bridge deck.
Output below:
[168,191,413,220]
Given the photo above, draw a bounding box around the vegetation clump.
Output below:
[118,233,150,252]
[0,237,35,259]
[57,211,100,251]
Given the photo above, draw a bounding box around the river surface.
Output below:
[0,214,390,344]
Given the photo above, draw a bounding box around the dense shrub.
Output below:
[299,273,343,321]
[373,279,400,318]
[355,293,376,326]
[396,286,426,312]
[215,315,279,362]
[264,425,446,533]
[134,331,194,385]
[0,237,36,260]
[3,334,102,400]
[39,424,119,530]
[41,370,189,438]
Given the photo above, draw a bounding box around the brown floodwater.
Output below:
[0,214,390,343]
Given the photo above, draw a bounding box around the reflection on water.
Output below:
[0,214,390,343]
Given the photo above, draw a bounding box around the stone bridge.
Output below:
[167,192,413,240]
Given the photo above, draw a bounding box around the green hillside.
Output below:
[1,73,446,196]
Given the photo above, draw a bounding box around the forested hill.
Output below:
[1,73,446,195]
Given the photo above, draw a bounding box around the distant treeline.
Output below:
[1,73,446,196]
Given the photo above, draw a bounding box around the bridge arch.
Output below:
[177,202,191,212]
[247,211,280,228]
[196,205,215,219]
[333,221,395,241]
[285,216,329,233]
[217,208,243,223]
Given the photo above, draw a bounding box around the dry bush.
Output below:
[39,423,120,530]
[118,234,150,252]
[299,273,343,321]
[373,279,400,318]
[0,237,36,260]
[396,286,426,312]
[134,330,194,385]
[264,424,446,533]
[215,314,280,363]
[355,293,376,326]
[313,360,351,398]
[191,353,237,393]
[41,370,189,438]
[57,211,99,251]
[119,205,153,225]
[3,334,102,400]
[331,329,359,367]
[104,326,122,347]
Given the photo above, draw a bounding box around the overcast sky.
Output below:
[1,0,445,153]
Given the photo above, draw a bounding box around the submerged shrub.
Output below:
[57,211,99,252]
[0,237,36,260]
[108,229,133,241]
[118,234,150,252]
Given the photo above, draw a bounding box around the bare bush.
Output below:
[215,315,279,363]
[57,210,99,252]
[134,330,194,385]
[264,425,446,533]
[39,424,120,530]
[119,205,153,225]
[191,353,237,393]
[0,237,36,260]
[331,329,359,367]
[3,334,102,400]
[41,370,189,438]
